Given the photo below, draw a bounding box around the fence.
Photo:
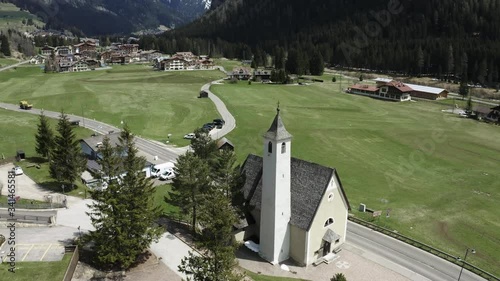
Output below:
[62,245,79,281]
[348,216,500,281]
[0,203,65,209]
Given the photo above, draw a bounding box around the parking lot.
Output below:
[1,243,65,262]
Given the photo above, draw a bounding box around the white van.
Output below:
[151,162,175,178]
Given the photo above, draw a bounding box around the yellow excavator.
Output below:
[19,100,33,110]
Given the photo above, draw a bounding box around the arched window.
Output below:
[268,141,272,153]
[324,218,334,227]
[281,142,286,154]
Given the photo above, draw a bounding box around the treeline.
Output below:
[0,29,36,57]
[143,0,500,86]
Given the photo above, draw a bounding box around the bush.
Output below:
[332,76,337,82]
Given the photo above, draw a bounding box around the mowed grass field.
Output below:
[211,80,500,275]
[0,65,225,146]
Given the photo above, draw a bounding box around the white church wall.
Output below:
[306,176,349,264]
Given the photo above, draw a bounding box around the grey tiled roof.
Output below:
[263,111,292,141]
[81,132,122,151]
[241,154,350,230]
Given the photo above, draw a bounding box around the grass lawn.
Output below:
[0,252,72,281]
[0,108,94,198]
[211,81,500,275]
[153,183,179,215]
[0,57,19,68]
[214,59,244,72]
[0,65,226,146]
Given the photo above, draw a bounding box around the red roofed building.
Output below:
[348,81,412,101]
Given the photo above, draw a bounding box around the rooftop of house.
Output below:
[384,81,414,92]
[81,132,122,151]
[216,137,234,149]
[404,83,447,94]
[349,84,380,92]
[241,154,350,231]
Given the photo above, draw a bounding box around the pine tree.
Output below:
[212,150,245,215]
[459,81,469,100]
[49,111,86,190]
[191,128,218,162]
[309,49,324,76]
[416,46,424,75]
[465,96,473,115]
[35,111,55,161]
[0,35,11,56]
[179,191,243,281]
[86,127,162,270]
[169,151,211,234]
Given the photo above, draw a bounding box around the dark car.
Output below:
[213,118,225,129]
[202,123,215,131]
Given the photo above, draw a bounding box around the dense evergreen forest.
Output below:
[141,0,500,86]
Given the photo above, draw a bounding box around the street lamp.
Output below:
[457,248,475,281]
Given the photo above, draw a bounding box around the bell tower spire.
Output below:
[260,104,292,264]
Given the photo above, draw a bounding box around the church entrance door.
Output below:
[323,241,331,256]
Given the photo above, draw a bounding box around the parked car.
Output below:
[12,166,23,176]
[213,118,225,129]
[184,133,196,139]
[159,169,175,181]
[202,123,215,131]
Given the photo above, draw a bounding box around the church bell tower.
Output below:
[259,106,292,264]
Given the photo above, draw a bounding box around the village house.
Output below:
[80,133,153,179]
[74,41,97,58]
[41,45,55,56]
[229,67,252,80]
[373,78,448,100]
[253,69,272,82]
[159,57,188,70]
[199,58,215,70]
[29,55,46,65]
[56,46,73,56]
[138,50,162,62]
[216,137,234,151]
[70,61,89,72]
[348,81,412,101]
[237,108,351,266]
[118,44,139,55]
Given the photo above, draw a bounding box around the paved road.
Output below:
[0,60,29,72]
[202,79,236,139]
[447,93,499,107]
[347,222,487,281]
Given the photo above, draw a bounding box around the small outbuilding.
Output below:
[16,150,26,161]
[217,137,234,151]
[199,90,209,98]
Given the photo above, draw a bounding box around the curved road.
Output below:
[0,72,492,281]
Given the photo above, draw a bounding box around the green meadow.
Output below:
[211,80,500,275]
[0,64,498,275]
[0,65,225,146]
[0,2,43,33]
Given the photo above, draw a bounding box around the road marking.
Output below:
[22,244,34,261]
[40,244,52,261]
[336,260,350,269]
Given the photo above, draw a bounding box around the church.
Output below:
[238,107,351,266]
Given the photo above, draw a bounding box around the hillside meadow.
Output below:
[0,64,498,275]
[0,65,225,146]
[211,80,500,275]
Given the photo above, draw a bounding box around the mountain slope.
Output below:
[6,0,212,35]
[176,0,500,81]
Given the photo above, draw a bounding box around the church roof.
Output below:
[241,154,351,231]
[264,109,292,141]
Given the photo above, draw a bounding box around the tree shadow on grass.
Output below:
[39,180,77,193]
[25,156,47,164]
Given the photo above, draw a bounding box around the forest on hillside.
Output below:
[140,0,500,87]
